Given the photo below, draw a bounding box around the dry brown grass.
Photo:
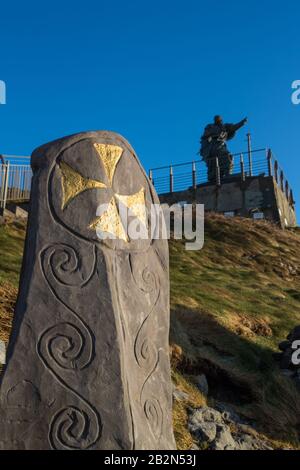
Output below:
[172,369,207,450]
[170,302,300,446]
[172,400,194,450]
[1,214,300,448]
[0,282,17,344]
[222,312,273,338]
[170,213,300,447]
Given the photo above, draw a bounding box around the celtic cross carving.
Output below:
[59,143,147,242]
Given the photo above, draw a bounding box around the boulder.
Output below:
[188,405,273,451]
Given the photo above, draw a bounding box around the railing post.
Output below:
[1,163,10,210]
[274,160,279,183]
[192,161,196,189]
[280,170,284,192]
[14,166,19,201]
[285,180,289,199]
[290,189,295,207]
[240,154,245,182]
[267,149,272,177]
[0,165,4,208]
[247,133,253,176]
[24,170,29,199]
[169,166,173,193]
[216,157,221,186]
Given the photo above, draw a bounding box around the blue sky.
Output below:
[0,0,299,216]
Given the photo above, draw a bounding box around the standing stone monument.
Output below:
[0,131,176,450]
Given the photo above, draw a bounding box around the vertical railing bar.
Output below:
[169,166,173,193]
[267,149,272,177]
[0,164,4,208]
[290,189,294,207]
[280,170,284,192]
[2,163,10,210]
[192,161,196,190]
[7,166,10,202]
[247,133,253,177]
[274,160,279,183]
[21,166,24,198]
[16,166,20,200]
[240,154,245,182]
[216,157,221,186]
[285,180,289,200]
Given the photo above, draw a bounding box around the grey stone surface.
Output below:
[190,407,223,425]
[190,443,200,450]
[0,341,5,365]
[195,374,208,396]
[6,203,29,219]
[191,422,217,443]
[0,131,176,450]
[236,434,273,451]
[188,406,273,451]
[158,175,297,228]
[173,388,190,402]
[211,424,236,450]
[215,402,248,425]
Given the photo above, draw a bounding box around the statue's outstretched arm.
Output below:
[225,118,248,139]
[231,118,248,132]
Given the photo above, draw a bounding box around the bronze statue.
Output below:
[200,115,247,183]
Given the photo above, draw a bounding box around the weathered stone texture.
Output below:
[0,131,175,450]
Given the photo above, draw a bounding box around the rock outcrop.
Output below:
[188,405,273,450]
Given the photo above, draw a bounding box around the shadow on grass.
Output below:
[170,305,300,445]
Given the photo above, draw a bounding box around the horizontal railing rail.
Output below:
[149,149,268,192]
[1,154,30,166]
[0,147,295,212]
[149,148,295,208]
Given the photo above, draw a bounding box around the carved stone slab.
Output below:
[0,131,176,450]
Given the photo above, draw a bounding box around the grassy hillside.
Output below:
[0,220,25,346]
[0,214,300,448]
[170,213,300,448]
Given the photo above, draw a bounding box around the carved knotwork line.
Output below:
[129,254,163,441]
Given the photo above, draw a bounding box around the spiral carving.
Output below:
[132,265,159,371]
[39,243,101,449]
[144,398,163,441]
[129,258,156,294]
[49,406,100,450]
[38,322,92,372]
[41,244,96,287]
[134,324,157,371]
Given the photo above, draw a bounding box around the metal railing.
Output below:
[1,154,30,166]
[0,146,295,211]
[149,148,295,207]
[0,158,32,209]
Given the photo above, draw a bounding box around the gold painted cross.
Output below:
[59,143,147,242]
